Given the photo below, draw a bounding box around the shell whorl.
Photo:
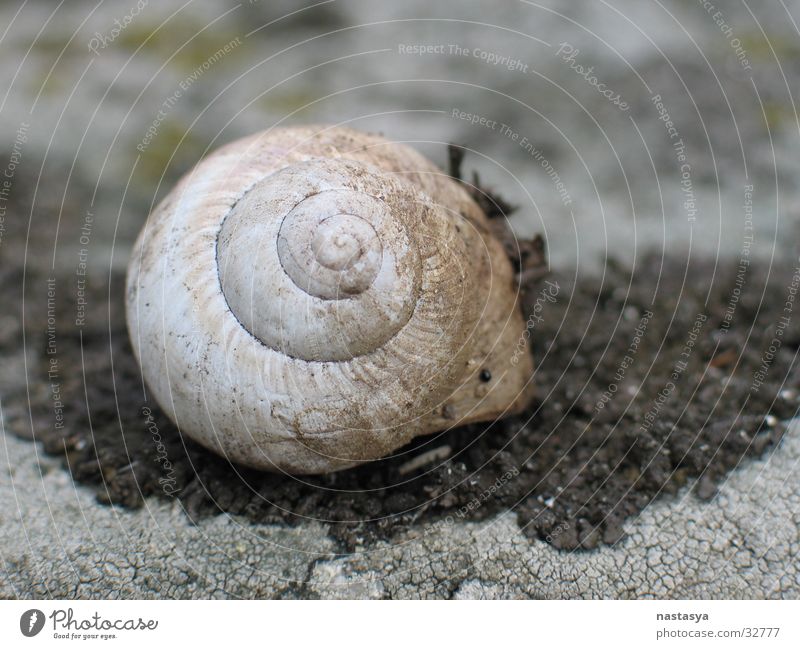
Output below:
[126,126,534,473]
[217,159,427,362]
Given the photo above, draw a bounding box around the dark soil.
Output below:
[7,247,797,553]
[3,170,798,554]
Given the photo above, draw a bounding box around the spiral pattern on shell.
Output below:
[126,126,533,473]
[217,159,426,362]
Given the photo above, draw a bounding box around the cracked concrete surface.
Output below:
[2,420,798,598]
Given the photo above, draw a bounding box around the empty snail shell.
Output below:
[126,125,534,474]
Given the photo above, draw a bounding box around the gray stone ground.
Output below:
[1,420,798,598]
[1,0,799,598]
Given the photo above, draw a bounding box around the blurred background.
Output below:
[1,0,798,278]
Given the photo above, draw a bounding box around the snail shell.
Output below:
[126,125,534,474]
